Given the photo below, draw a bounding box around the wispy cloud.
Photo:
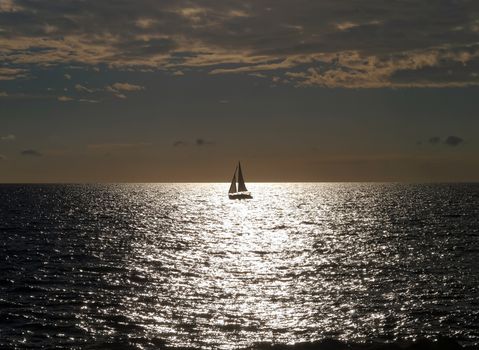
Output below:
[106,82,145,92]
[173,138,214,147]
[196,138,214,146]
[57,95,99,103]
[57,96,73,102]
[104,82,145,99]
[87,142,151,151]
[1,134,15,141]
[21,149,42,157]
[173,140,187,147]
[78,98,99,103]
[0,67,27,80]
[75,84,94,93]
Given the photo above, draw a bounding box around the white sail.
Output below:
[237,162,248,192]
[228,167,237,194]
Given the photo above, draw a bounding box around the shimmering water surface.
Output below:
[1,183,479,349]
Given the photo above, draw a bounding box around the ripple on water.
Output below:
[0,183,479,349]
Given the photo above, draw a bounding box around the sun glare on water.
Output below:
[3,184,477,349]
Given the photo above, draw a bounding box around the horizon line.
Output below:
[0,181,478,185]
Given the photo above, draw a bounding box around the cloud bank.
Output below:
[0,0,479,88]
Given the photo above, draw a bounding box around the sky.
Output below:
[0,0,478,182]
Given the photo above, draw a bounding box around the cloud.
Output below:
[57,95,99,102]
[21,149,42,157]
[135,18,157,29]
[75,84,94,93]
[87,142,151,151]
[173,138,215,147]
[444,136,464,147]
[106,82,145,92]
[1,134,15,141]
[0,67,27,80]
[0,0,23,12]
[196,138,214,146]
[423,135,465,147]
[64,73,71,80]
[428,136,441,144]
[1,0,479,88]
[105,82,145,99]
[172,139,213,146]
[173,140,187,147]
[57,96,73,101]
[78,98,100,103]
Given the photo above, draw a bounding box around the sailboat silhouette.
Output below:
[228,162,252,199]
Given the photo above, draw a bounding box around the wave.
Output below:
[247,338,475,350]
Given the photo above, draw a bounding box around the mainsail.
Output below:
[228,162,252,199]
[237,162,248,192]
[229,167,237,194]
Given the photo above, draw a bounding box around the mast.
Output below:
[237,162,248,192]
[229,166,237,194]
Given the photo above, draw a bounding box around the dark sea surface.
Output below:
[1,183,479,349]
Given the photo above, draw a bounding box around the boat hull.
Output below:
[228,192,252,200]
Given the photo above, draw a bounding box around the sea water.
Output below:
[1,183,478,349]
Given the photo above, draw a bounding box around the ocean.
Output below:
[1,183,478,349]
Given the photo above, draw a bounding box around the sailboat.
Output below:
[228,162,252,199]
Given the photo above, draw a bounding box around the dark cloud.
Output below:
[444,136,464,147]
[196,138,214,146]
[173,139,214,146]
[1,0,479,87]
[87,143,151,152]
[21,149,42,157]
[173,140,187,147]
[428,136,441,144]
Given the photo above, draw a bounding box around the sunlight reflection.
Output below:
[92,183,479,349]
